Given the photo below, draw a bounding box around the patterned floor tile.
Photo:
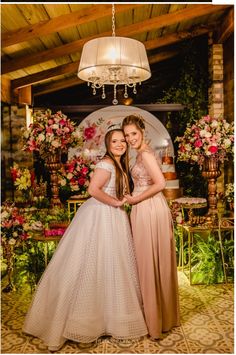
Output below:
[1,272,234,354]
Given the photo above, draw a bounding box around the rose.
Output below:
[84,126,96,140]
[78,177,86,186]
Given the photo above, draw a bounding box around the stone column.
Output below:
[208,33,224,203]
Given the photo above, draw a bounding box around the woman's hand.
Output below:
[113,197,127,207]
[124,194,138,205]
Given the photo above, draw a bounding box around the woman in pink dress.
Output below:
[122,115,180,339]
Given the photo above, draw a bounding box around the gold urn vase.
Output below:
[45,150,62,208]
[202,156,221,215]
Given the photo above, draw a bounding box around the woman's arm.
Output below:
[125,151,166,204]
[88,166,126,207]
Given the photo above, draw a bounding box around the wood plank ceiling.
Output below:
[1,3,233,104]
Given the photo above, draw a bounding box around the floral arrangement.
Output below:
[10,163,35,201]
[224,183,234,203]
[59,156,96,198]
[1,202,30,246]
[69,116,120,160]
[21,109,82,158]
[44,228,66,237]
[176,115,234,165]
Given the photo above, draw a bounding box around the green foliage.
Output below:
[191,234,223,284]
[13,240,57,291]
[157,39,208,196]
[174,225,189,267]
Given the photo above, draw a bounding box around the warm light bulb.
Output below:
[107,46,118,61]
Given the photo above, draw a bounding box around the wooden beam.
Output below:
[145,26,210,51]
[33,76,82,96]
[35,104,185,113]
[2,4,230,74]
[149,50,179,65]
[33,50,180,96]
[1,76,11,103]
[18,86,32,105]
[2,4,142,48]
[216,7,234,43]
[11,61,80,89]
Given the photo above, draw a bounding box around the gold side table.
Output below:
[182,221,234,285]
[32,234,62,267]
[67,196,88,220]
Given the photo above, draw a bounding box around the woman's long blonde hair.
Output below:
[104,129,132,199]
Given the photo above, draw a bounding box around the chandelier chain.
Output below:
[112,4,116,37]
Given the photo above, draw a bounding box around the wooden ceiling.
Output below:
[1,3,233,104]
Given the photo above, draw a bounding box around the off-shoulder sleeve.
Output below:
[95,161,114,173]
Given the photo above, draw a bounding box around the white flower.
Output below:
[223,138,232,148]
[224,122,230,130]
[38,133,45,142]
[1,211,9,220]
[71,185,78,191]
[67,173,73,180]
[9,238,17,245]
[211,120,219,128]
[191,155,199,161]
[200,129,207,137]
[13,232,18,237]
[205,131,212,138]
[51,140,60,148]
[51,124,59,129]
[60,179,67,186]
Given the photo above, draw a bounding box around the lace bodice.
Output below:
[95,161,117,197]
[132,148,160,187]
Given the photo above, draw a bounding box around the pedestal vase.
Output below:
[2,242,16,293]
[202,156,221,215]
[45,151,62,208]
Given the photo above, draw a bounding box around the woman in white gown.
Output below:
[23,128,147,351]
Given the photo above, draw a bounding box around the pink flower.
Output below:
[21,233,29,240]
[194,139,203,148]
[208,146,218,154]
[28,139,37,151]
[84,127,96,140]
[59,119,66,126]
[81,167,89,175]
[46,127,53,134]
[78,177,86,186]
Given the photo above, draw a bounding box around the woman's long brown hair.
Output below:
[104,129,133,200]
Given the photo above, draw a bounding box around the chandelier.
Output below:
[77,5,151,105]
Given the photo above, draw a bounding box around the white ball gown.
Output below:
[23,161,147,350]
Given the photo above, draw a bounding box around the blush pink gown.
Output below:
[130,149,180,339]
